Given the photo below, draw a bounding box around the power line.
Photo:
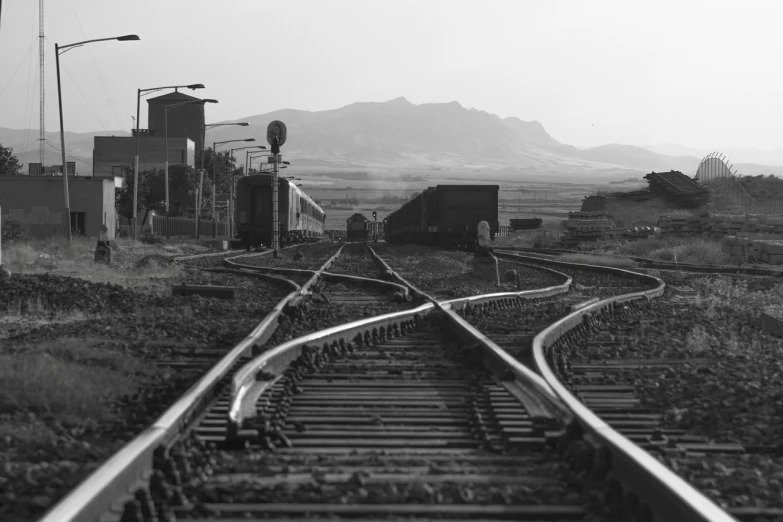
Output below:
[44,139,93,168]
[22,1,36,160]
[0,41,35,100]
[61,62,108,131]
[68,0,124,132]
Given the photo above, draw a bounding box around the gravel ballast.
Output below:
[372,243,567,299]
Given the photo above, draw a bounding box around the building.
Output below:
[91,89,204,181]
[147,91,206,153]
[28,162,77,176]
[0,176,116,238]
[92,136,195,178]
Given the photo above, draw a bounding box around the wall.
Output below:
[148,96,205,153]
[93,136,195,178]
[0,177,116,239]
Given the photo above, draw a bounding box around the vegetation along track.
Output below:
[541,289,783,521]
[39,243,744,521]
[0,249,294,522]
[36,242,426,522]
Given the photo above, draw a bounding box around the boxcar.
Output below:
[346,213,369,241]
[385,185,499,248]
[235,174,326,249]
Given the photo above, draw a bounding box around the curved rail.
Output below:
[498,246,783,277]
[38,243,345,522]
[228,303,435,434]
[525,257,738,521]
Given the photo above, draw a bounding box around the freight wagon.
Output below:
[235,174,325,250]
[384,185,499,249]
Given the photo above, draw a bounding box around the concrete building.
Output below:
[92,136,195,178]
[147,91,206,153]
[0,176,116,239]
[91,89,204,181]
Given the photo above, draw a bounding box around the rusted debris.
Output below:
[172,284,235,299]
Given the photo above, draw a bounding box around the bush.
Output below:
[1,218,25,242]
[559,253,636,269]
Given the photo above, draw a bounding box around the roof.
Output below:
[644,171,706,196]
[146,91,200,103]
[347,213,368,222]
[0,176,111,182]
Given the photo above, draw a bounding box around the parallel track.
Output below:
[39,242,741,522]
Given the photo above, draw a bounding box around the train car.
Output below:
[385,185,499,249]
[235,174,326,250]
[346,213,369,241]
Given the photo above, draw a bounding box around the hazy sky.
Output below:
[0,0,780,151]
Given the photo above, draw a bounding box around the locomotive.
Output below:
[346,213,370,241]
[347,212,384,242]
[384,185,499,249]
[235,174,326,250]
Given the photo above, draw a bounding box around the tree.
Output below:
[116,148,244,221]
[0,144,22,175]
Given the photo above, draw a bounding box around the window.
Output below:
[70,212,86,236]
[111,166,124,177]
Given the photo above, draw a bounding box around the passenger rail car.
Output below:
[346,213,370,242]
[235,175,326,249]
[384,185,499,249]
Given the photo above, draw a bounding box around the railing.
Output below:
[149,215,230,238]
[497,225,510,237]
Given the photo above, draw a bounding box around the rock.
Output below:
[34,253,57,270]
[94,241,112,265]
[472,255,499,285]
[503,269,517,282]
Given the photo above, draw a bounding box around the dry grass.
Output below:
[558,253,636,269]
[0,338,157,424]
[0,236,212,291]
[605,199,680,228]
[600,236,731,266]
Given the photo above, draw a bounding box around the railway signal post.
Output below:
[267,120,287,258]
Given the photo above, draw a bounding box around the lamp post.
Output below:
[226,145,264,238]
[132,83,204,240]
[212,138,254,234]
[164,99,218,239]
[56,34,140,242]
[197,122,249,238]
[247,152,271,175]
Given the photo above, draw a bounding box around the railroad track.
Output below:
[39,242,742,522]
[498,246,783,277]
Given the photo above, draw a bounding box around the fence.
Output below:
[497,225,510,237]
[139,216,230,239]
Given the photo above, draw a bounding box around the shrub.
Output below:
[559,253,636,269]
[1,218,25,242]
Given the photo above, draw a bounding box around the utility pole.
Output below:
[39,0,45,165]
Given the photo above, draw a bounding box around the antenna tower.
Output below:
[39,0,45,164]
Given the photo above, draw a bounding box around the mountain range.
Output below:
[2,97,782,178]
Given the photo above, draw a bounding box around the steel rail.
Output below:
[319,271,413,301]
[497,246,783,277]
[524,259,738,521]
[38,242,346,522]
[228,303,436,433]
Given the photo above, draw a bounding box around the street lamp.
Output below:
[165,99,218,239]
[197,122,250,238]
[56,34,140,242]
[132,82,204,240]
[247,152,271,175]
[212,138,254,224]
